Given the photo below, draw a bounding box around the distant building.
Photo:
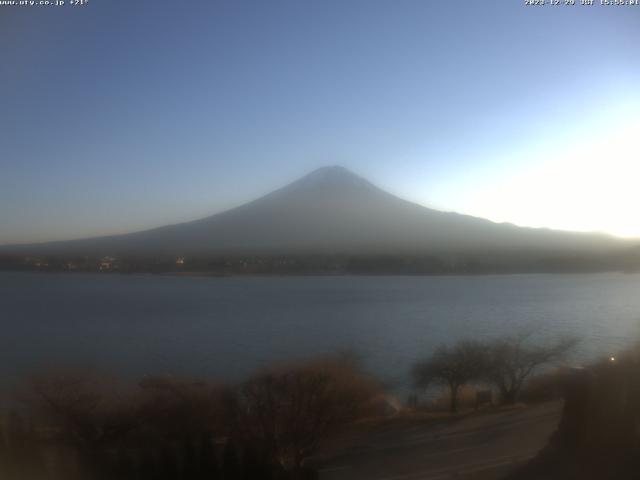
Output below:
[99,256,116,271]
[24,257,48,268]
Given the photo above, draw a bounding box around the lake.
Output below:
[1,271,639,394]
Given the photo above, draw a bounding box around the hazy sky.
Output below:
[1,0,639,244]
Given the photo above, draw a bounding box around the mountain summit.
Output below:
[285,165,377,191]
[3,166,624,257]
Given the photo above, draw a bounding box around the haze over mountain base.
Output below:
[1,167,638,274]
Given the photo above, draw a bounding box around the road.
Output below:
[313,402,562,480]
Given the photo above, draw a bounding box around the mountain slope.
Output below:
[2,166,628,257]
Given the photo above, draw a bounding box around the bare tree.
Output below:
[412,341,487,413]
[28,373,147,478]
[484,334,578,405]
[30,374,141,451]
[137,374,228,437]
[232,355,379,474]
[30,373,229,479]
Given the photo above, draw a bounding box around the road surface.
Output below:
[313,402,562,480]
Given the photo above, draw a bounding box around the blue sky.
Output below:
[1,0,639,244]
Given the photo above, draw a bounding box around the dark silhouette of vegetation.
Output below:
[412,341,487,413]
[484,333,578,404]
[413,334,577,411]
[0,411,44,479]
[231,356,378,474]
[509,345,640,479]
[2,248,639,276]
[0,355,378,480]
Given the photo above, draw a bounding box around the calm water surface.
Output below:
[1,272,639,392]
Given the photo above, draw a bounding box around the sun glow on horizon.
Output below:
[439,109,640,239]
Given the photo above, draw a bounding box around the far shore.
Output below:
[1,267,638,278]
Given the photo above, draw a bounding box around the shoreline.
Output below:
[0,268,635,279]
